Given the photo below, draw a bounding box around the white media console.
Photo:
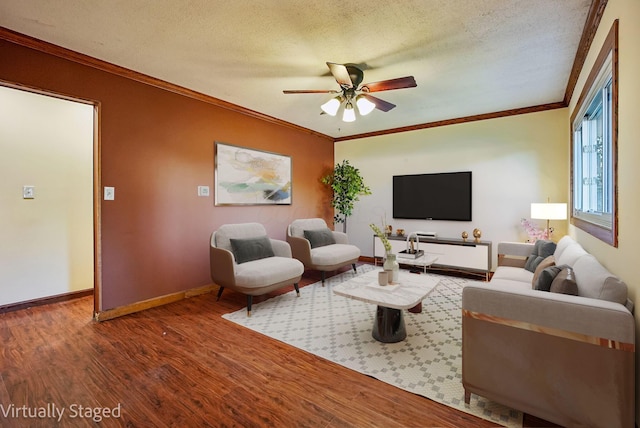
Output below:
[373,234,492,280]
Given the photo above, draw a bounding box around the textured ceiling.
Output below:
[0,0,592,139]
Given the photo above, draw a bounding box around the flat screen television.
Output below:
[393,171,472,221]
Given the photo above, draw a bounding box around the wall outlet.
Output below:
[104,187,115,201]
[197,186,210,197]
[23,185,35,199]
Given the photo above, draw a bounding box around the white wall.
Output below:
[0,86,94,306]
[335,108,569,269]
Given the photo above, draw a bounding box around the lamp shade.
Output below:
[320,96,341,116]
[355,95,376,116]
[531,203,567,220]
[342,103,356,122]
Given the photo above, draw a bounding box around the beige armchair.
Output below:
[286,218,360,285]
[210,223,304,316]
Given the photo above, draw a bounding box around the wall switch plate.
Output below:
[23,185,35,199]
[197,186,210,197]
[104,187,115,201]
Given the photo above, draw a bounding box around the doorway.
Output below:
[0,84,98,313]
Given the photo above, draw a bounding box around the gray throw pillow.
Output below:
[534,264,569,292]
[229,236,275,264]
[304,228,336,249]
[531,255,555,289]
[525,240,557,273]
[550,267,579,295]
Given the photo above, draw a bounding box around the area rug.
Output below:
[222,265,522,427]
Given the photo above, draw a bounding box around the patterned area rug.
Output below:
[222,265,522,427]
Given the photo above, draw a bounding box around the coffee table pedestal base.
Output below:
[372,306,406,343]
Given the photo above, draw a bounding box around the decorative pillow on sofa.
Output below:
[534,264,569,292]
[549,267,578,295]
[230,236,275,264]
[304,228,336,248]
[524,240,557,273]
[531,255,555,288]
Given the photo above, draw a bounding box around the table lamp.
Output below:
[531,200,567,239]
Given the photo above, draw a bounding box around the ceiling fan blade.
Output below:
[326,62,353,89]
[283,89,339,94]
[361,94,396,112]
[361,76,417,92]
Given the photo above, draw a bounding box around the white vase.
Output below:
[383,253,399,283]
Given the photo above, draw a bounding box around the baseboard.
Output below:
[94,283,217,322]
[0,289,94,314]
[358,256,376,264]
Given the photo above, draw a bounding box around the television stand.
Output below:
[373,234,492,281]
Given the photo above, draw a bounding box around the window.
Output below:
[570,20,618,246]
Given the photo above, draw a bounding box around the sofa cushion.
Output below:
[488,278,532,290]
[492,266,534,283]
[534,264,568,292]
[304,228,336,248]
[230,236,275,264]
[550,267,578,295]
[553,235,575,261]
[531,255,555,288]
[572,254,628,305]
[524,240,557,272]
[555,241,588,266]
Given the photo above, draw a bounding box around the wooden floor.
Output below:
[0,265,557,427]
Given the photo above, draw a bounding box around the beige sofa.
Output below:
[462,235,635,428]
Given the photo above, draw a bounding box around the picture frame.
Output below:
[214,142,292,205]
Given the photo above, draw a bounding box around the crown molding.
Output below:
[0,26,332,142]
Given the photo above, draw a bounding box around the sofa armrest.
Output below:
[462,283,635,344]
[332,231,349,245]
[287,235,313,266]
[270,239,292,258]
[497,241,534,267]
[210,246,236,289]
[462,283,635,427]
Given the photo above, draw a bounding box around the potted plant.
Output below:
[321,160,371,233]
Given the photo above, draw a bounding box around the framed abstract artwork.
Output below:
[214,142,292,205]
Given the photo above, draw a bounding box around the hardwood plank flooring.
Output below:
[0,265,557,427]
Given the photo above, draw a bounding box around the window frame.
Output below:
[570,20,619,247]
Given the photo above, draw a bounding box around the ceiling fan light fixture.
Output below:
[320,96,341,116]
[342,103,356,122]
[355,95,376,116]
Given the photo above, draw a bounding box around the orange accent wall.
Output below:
[0,39,334,311]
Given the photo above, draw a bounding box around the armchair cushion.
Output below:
[230,236,275,264]
[234,256,303,291]
[289,218,329,238]
[310,244,360,266]
[304,228,336,248]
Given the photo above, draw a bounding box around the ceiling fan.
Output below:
[283,62,417,122]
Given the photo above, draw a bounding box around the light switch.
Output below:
[104,187,115,201]
[197,186,210,197]
[23,185,35,199]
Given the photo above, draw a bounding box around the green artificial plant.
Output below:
[321,160,371,233]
